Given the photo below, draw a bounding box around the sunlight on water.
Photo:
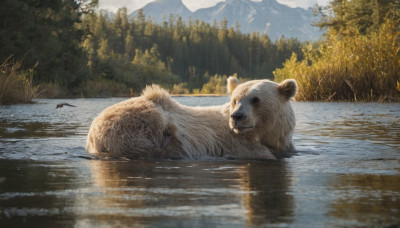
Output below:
[0,98,399,227]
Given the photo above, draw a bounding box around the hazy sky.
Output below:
[98,0,331,13]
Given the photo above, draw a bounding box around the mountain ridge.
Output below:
[131,0,323,41]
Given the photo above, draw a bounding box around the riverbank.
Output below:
[2,89,400,105]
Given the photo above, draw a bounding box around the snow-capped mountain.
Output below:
[131,0,323,41]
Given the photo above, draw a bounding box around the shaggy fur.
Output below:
[228,77,297,153]
[86,78,297,160]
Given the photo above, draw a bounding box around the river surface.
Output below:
[0,97,399,227]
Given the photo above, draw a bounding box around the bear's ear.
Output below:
[227,76,240,94]
[277,79,297,100]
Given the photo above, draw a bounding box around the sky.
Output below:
[98,0,331,14]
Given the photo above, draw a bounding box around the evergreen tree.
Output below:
[0,0,98,91]
[315,0,400,36]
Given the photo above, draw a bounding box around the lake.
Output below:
[0,97,399,227]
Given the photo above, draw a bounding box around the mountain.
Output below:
[131,0,192,22]
[131,0,323,41]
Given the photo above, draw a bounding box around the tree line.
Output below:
[2,0,398,102]
[80,8,305,95]
[0,0,305,98]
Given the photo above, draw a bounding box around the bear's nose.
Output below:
[231,112,244,123]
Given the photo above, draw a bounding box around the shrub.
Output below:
[0,56,41,105]
[80,78,129,97]
[274,20,400,101]
[200,74,228,94]
[169,83,190,94]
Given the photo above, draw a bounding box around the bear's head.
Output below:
[227,76,297,151]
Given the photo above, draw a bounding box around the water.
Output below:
[0,98,399,227]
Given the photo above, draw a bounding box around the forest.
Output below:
[0,0,303,103]
[0,0,399,104]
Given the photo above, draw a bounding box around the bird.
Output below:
[56,103,76,109]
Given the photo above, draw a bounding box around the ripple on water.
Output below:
[0,99,399,227]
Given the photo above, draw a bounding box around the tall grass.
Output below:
[274,20,400,102]
[0,56,42,105]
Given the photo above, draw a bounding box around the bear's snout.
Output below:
[230,110,253,134]
[230,104,255,134]
[230,112,245,124]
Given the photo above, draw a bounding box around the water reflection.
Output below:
[0,120,82,138]
[0,160,83,226]
[239,161,293,225]
[294,103,400,147]
[0,99,399,227]
[318,118,400,147]
[83,160,293,226]
[330,174,400,226]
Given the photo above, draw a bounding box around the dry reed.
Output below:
[0,56,41,105]
[274,20,400,102]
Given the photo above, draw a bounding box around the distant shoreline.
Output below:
[171,94,227,97]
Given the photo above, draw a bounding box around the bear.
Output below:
[86,77,297,160]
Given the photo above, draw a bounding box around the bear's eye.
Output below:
[251,97,260,105]
[232,99,237,106]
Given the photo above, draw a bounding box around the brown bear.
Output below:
[86,77,297,160]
